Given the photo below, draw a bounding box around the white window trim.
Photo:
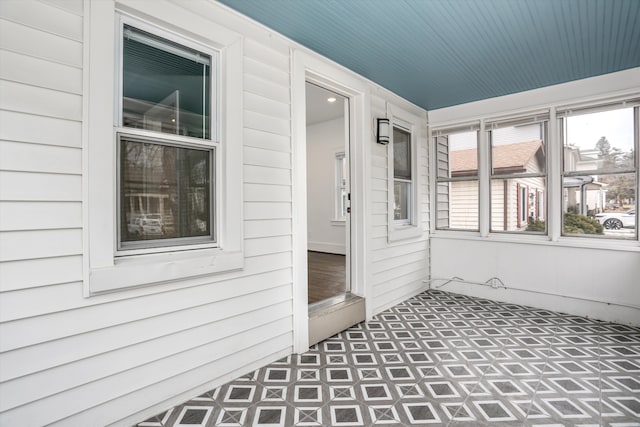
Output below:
[83,1,244,296]
[387,104,423,242]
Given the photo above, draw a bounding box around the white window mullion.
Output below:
[478,120,490,237]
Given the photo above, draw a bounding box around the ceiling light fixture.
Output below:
[327,97,337,103]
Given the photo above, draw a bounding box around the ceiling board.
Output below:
[218,0,640,110]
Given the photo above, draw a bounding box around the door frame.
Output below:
[291,50,371,354]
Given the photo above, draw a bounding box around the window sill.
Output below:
[388,223,423,242]
[88,247,244,295]
[430,230,640,253]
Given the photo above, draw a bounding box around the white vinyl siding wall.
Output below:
[0,1,294,425]
[0,1,436,425]
[369,94,429,315]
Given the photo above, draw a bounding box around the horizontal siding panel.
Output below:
[373,271,426,298]
[244,164,291,186]
[0,269,292,379]
[371,260,426,286]
[0,50,82,94]
[0,110,81,147]
[244,146,291,169]
[0,255,82,291]
[2,253,292,323]
[48,335,291,427]
[371,177,387,191]
[371,189,388,203]
[244,183,291,202]
[244,91,289,119]
[244,201,291,221]
[244,110,290,136]
[0,228,82,262]
[0,140,81,174]
[0,0,82,41]
[244,38,289,71]
[0,80,82,121]
[0,301,292,411]
[245,219,291,239]
[373,280,426,315]
[0,171,81,201]
[244,235,291,257]
[372,249,426,272]
[0,201,82,231]
[371,166,387,180]
[244,74,290,105]
[0,322,292,425]
[243,127,290,153]
[244,57,289,88]
[40,0,83,16]
[0,18,82,67]
[0,262,293,351]
[371,201,387,215]
[372,154,387,169]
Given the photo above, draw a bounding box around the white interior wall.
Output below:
[429,68,640,326]
[306,117,346,254]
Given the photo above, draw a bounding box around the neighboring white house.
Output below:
[0,1,638,426]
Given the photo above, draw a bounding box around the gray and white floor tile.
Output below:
[137,290,640,426]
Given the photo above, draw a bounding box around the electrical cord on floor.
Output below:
[423,276,640,311]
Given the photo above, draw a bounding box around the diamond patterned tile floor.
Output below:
[136,290,640,426]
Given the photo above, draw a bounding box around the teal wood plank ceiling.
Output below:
[217,0,640,110]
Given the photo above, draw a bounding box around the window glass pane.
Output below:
[445,131,479,178]
[435,131,479,230]
[438,180,479,230]
[394,181,410,221]
[564,108,634,173]
[491,178,546,232]
[393,127,411,180]
[122,25,211,139]
[491,123,546,175]
[563,173,636,239]
[120,138,212,245]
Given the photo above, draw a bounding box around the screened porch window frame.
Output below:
[558,102,639,240]
[433,124,481,232]
[430,94,640,249]
[487,117,549,235]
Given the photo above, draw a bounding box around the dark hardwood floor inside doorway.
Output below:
[307,251,346,304]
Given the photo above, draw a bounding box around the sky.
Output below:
[446,107,636,154]
[566,107,635,153]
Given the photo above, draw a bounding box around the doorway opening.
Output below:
[305,81,364,345]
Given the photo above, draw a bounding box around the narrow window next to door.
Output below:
[393,126,412,224]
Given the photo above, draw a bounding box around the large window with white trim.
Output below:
[560,104,638,239]
[117,21,218,251]
[434,127,479,230]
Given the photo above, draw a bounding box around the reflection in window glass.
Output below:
[435,130,479,230]
[490,122,547,233]
[393,127,412,222]
[120,138,212,246]
[562,107,637,239]
[122,25,211,139]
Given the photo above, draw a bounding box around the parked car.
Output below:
[595,209,636,229]
[127,215,164,238]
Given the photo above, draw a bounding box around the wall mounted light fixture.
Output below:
[376,118,390,145]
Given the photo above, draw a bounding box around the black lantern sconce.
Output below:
[376,118,390,145]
